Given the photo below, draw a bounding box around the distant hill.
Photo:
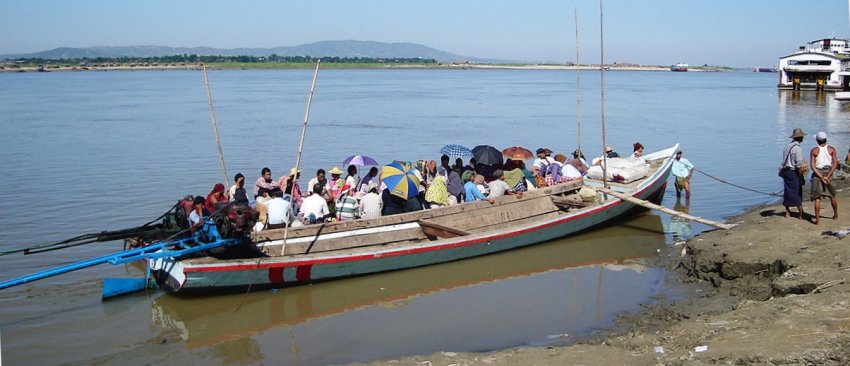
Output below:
[0,40,513,64]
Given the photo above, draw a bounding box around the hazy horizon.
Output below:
[3,0,850,68]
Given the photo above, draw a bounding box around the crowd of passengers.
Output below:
[184,143,645,230]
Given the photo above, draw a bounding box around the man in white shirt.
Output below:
[532,148,556,177]
[300,185,330,224]
[358,185,383,219]
[487,170,513,198]
[266,189,291,226]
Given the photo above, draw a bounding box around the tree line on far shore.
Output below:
[5,54,439,66]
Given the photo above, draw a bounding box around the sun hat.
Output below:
[816,131,827,141]
[536,148,546,155]
[789,128,805,138]
[329,166,343,175]
[289,167,302,176]
[604,146,613,153]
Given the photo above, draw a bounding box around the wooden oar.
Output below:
[596,187,734,230]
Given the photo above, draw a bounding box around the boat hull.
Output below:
[151,146,676,293]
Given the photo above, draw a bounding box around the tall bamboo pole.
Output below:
[599,0,608,188]
[280,59,321,255]
[575,7,583,152]
[202,64,230,187]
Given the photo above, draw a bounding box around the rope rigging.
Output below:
[693,168,782,197]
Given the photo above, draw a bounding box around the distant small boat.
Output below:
[753,67,778,73]
[670,63,688,72]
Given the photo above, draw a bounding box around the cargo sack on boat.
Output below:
[579,187,599,203]
[587,157,649,183]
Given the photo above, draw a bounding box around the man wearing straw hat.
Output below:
[780,128,807,220]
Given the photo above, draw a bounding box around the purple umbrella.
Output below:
[342,155,379,166]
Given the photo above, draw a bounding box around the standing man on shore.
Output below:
[672,151,694,200]
[780,128,806,220]
[810,131,839,224]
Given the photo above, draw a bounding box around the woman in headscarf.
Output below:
[446,167,465,205]
[205,183,228,213]
[425,175,450,208]
[502,158,528,192]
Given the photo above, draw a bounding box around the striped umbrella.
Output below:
[440,144,473,159]
[342,154,378,166]
[380,161,421,199]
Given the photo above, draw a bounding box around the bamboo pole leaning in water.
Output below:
[279,59,321,256]
[202,64,230,188]
[596,187,735,230]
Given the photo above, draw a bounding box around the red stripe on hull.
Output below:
[296,265,312,281]
[268,267,284,283]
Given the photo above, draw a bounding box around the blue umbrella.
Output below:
[440,144,473,159]
[342,154,378,166]
[380,161,421,199]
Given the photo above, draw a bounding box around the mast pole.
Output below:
[280,59,321,255]
[575,7,582,152]
[599,0,608,188]
[202,64,230,188]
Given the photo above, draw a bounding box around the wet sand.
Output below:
[366,173,850,365]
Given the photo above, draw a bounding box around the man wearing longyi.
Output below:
[809,131,839,224]
[780,128,806,220]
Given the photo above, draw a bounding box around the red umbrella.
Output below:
[502,146,533,160]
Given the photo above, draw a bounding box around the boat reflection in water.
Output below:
[151,214,668,365]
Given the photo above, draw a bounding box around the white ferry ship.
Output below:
[778,38,850,91]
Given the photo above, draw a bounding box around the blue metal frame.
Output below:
[0,220,243,290]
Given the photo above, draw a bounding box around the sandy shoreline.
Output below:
[364,173,850,365]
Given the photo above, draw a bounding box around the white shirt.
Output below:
[359,192,383,219]
[561,164,583,179]
[307,177,322,194]
[487,179,511,198]
[814,144,833,169]
[532,156,556,170]
[267,197,291,225]
[188,210,202,227]
[300,193,329,218]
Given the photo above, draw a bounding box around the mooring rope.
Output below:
[693,168,782,197]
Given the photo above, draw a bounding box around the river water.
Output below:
[0,69,847,365]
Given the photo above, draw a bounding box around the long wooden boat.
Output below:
[149,144,679,293]
[152,214,665,349]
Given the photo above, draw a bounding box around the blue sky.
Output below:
[2,0,849,67]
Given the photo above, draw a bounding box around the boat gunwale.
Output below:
[180,144,679,273]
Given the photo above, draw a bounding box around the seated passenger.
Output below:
[266,188,292,226]
[335,187,359,221]
[632,142,644,158]
[592,146,620,165]
[487,170,514,198]
[464,174,494,203]
[502,159,528,192]
[358,184,383,219]
[253,167,280,199]
[307,169,327,194]
[300,185,331,224]
[228,173,249,204]
[188,196,208,229]
[205,183,228,213]
[425,175,450,208]
[381,188,423,216]
[446,168,465,205]
[570,149,589,175]
[358,167,379,194]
